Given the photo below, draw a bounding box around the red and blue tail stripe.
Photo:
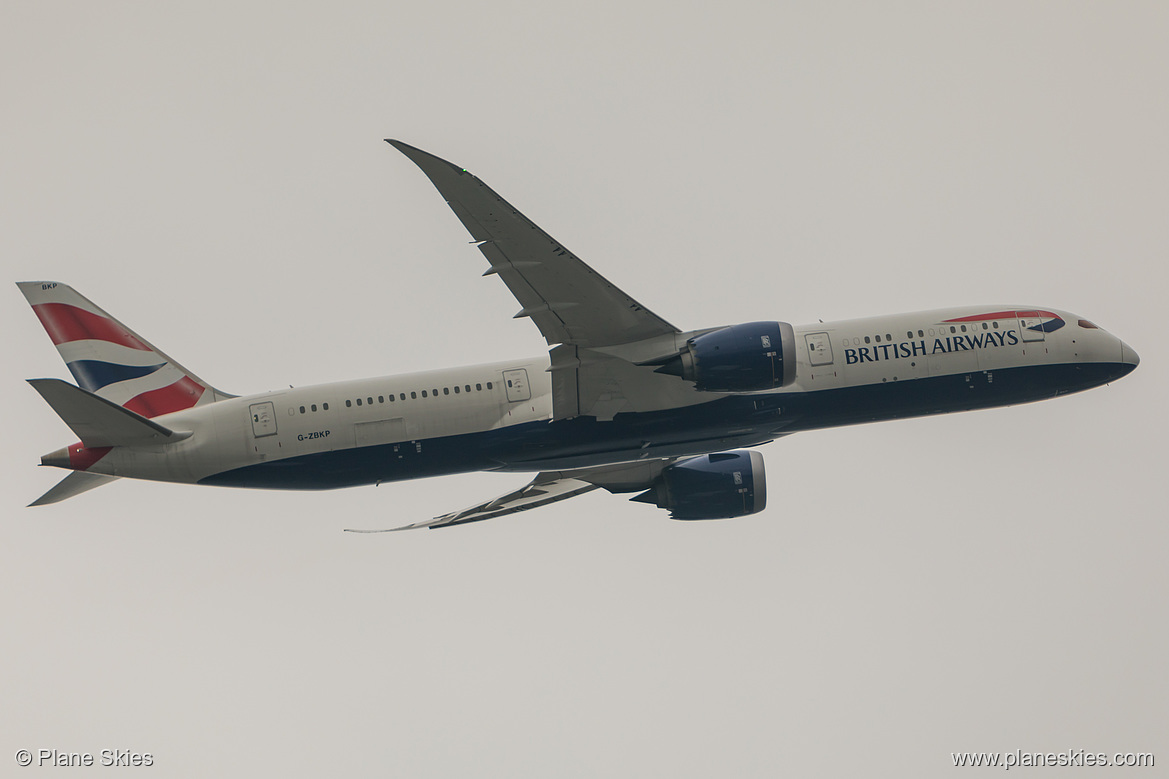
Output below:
[19,282,223,420]
[31,302,152,351]
[64,359,167,394]
[122,375,208,418]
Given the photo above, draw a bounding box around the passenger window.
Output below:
[960,325,967,332]
[323,402,329,410]
[918,330,924,338]
[992,321,999,329]
[378,396,384,403]
[299,406,305,414]
[400,393,406,401]
[346,400,352,407]
[311,404,317,412]
[432,388,438,396]
[950,326,956,334]
[443,387,449,395]
[885,334,892,341]
[487,381,493,390]
[864,336,871,344]
[875,335,881,342]
[388,395,395,402]
[454,386,460,394]
[411,392,417,399]
[356,398,362,406]
[367,397,373,405]
[421,390,427,398]
[982,322,988,330]
[465,385,471,392]
[476,383,482,391]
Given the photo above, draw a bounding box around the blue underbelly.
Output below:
[198,362,1130,490]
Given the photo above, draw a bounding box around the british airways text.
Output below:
[844,330,1019,365]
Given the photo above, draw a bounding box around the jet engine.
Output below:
[654,321,796,392]
[632,450,766,520]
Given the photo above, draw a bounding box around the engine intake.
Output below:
[632,450,766,520]
[655,321,796,392]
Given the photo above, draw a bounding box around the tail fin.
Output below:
[18,281,233,418]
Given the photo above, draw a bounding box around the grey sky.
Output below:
[3,2,1166,776]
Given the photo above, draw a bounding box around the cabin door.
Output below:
[1017,311,1046,343]
[248,401,282,460]
[503,369,531,402]
[805,332,834,366]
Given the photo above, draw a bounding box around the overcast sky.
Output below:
[3,2,1166,776]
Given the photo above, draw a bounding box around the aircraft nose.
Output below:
[1121,341,1140,369]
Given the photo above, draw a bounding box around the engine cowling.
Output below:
[655,321,796,392]
[632,450,766,520]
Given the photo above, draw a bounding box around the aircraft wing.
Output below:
[345,458,678,532]
[388,140,678,349]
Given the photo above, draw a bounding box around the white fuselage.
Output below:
[61,305,1133,490]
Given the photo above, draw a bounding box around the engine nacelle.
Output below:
[655,321,796,392]
[632,450,766,520]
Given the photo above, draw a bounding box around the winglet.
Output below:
[385,139,469,176]
[344,523,422,534]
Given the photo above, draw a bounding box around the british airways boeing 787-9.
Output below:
[20,140,1140,529]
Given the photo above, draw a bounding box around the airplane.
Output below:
[19,140,1140,530]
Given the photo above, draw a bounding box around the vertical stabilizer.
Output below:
[18,281,232,419]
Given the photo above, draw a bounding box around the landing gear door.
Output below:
[502,368,531,402]
[1018,311,1045,342]
[249,401,278,437]
[805,332,834,366]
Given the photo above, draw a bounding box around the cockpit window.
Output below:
[1078,319,1100,329]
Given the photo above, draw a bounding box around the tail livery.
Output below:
[19,282,230,505]
[17,281,230,418]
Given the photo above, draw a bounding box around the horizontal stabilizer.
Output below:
[29,471,119,507]
[28,378,187,448]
